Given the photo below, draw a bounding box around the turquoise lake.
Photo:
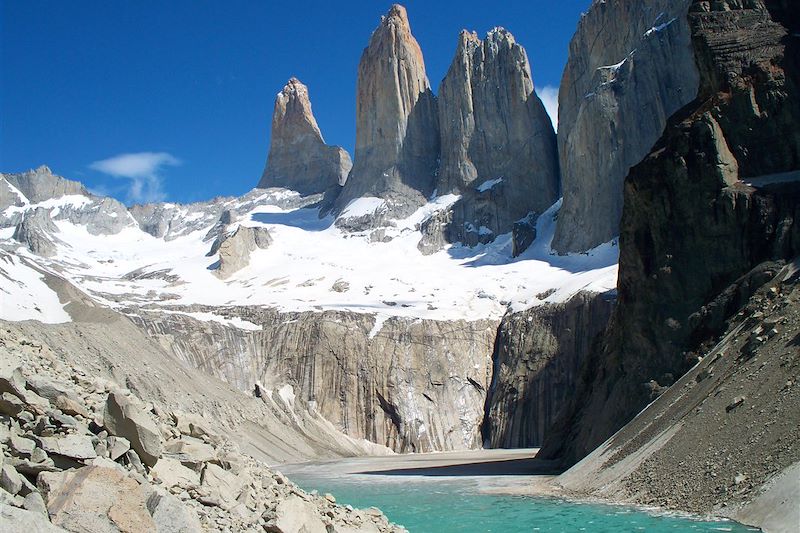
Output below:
[283,464,758,533]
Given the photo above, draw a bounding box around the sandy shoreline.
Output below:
[277,448,565,497]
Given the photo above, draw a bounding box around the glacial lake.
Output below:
[280,451,758,533]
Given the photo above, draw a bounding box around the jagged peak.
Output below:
[457,29,481,51]
[382,4,409,28]
[279,77,308,99]
[485,27,517,46]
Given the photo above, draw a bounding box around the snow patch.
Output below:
[278,384,296,408]
[339,197,387,218]
[157,309,262,331]
[1,179,30,204]
[476,178,504,193]
[0,254,71,323]
[369,313,389,339]
[3,194,92,218]
[644,14,676,37]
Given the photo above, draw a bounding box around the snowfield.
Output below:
[0,188,618,325]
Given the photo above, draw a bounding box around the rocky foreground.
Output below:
[0,329,405,532]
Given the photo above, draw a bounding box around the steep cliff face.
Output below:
[335,4,440,220]
[552,0,700,253]
[540,0,800,465]
[483,291,614,448]
[131,307,498,453]
[258,78,352,195]
[435,28,559,247]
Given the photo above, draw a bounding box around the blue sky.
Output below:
[1,1,589,205]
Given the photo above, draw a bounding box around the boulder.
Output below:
[164,436,216,465]
[0,392,24,416]
[0,363,26,398]
[0,463,23,495]
[200,463,246,505]
[150,458,200,490]
[23,491,49,518]
[0,503,68,532]
[103,392,162,467]
[38,466,156,533]
[27,378,89,418]
[107,436,131,461]
[145,487,203,533]
[263,494,327,533]
[36,435,97,461]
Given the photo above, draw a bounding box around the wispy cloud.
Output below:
[536,85,559,131]
[89,152,180,204]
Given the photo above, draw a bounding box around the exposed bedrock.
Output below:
[483,291,615,449]
[434,28,559,248]
[540,0,800,466]
[258,78,352,196]
[2,165,87,204]
[334,4,440,220]
[552,0,700,253]
[212,225,273,279]
[12,207,59,257]
[0,167,132,236]
[131,308,498,453]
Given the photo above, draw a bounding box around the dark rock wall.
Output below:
[483,292,614,448]
[540,0,800,465]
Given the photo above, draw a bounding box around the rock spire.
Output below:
[258,78,352,195]
[435,27,559,247]
[335,4,440,218]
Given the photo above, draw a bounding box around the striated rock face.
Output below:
[258,78,352,195]
[483,291,614,448]
[13,208,59,257]
[436,28,559,247]
[131,307,498,453]
[552,0,700,253]
[335,4,440,219]
[540,0,800,466]
[213,226,273,279]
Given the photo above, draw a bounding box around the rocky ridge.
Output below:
[258,78,352,196]
[552,0,700,253]
[431,28,559,250]
[0,327,404,532]
[1,166,133,237]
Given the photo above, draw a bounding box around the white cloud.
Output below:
[536,85,559,131]
[89,152,180,204]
